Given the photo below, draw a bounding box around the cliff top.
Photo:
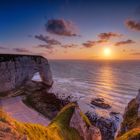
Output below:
[0,53,44,62]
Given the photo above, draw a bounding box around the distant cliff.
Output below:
[0,54,53,93]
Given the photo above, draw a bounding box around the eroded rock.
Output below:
[0,54,53,93]
[117,89,140,140]
[86,111,122,140]
[91,98,111,109]
[70,106,101,140]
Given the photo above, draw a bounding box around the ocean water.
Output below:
[48,60,140,116]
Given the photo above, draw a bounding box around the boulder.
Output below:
[91,98,111,109]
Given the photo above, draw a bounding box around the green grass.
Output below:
[119,99,140,136]
[0,103,86,140]
[48,103,83,140]
[0,108,49,139]
[80,110,91,127]
[117,98,140,140]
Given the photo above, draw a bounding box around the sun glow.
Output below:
[103,48,111,57]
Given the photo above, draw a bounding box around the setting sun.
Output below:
[103,48,111,57]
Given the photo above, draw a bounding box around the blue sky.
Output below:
[0,0,140,59]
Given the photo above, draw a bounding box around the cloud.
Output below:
[13,48,31,53]
[37,43,78,50]
[36,44,53,50]
[45,19,78,36]
[130,52,140,55]
[98,32,122,40]
[82,39,107,48]
[61,44,78,48]
[125,19,140,31]
[35,34,61,45]
[115,39,135,46]
[35,34,78,50]
[35,45,54,54]
[82,41,96,48]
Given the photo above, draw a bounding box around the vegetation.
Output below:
[48,103,83,140]
[0,103,84,140]
[119,99,140,136]
[79,110,91,127]
[117,97,140,140]
[117,128,140,140]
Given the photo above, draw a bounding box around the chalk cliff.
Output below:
[116,90,140,140]
[0,54,53,93]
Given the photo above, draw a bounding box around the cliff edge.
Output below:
[117,90,140,140]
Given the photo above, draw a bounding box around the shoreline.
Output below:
[0,96,50,126]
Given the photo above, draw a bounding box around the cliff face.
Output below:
[0,54,53,93]
[117,90,140,140]
[70,106,101,140]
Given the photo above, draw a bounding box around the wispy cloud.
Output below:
[61,44,78,48]
[125,19,140,31]
[115,39,135,46]
[35,34,61,45]
[82,41,97,48]
[98,32,122,40]
[36,44,53,50]
[45,19,78,36]
[35,31,80,51]
[82,40,108,48]
[82,31,122,48]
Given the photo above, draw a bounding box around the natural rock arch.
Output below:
[0,54,53,93]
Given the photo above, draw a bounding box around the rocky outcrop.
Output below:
[86,111,121,140]
[0,54,53,93]
[70,106,101,140]
[136,89,140,117]
[91,98,111,109]
[22,83,102,140]
[117,89,140,140]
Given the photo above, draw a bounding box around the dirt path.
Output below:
[0,96,50,126]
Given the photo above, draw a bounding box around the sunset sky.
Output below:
[0,0,140,60]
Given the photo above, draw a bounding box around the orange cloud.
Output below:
[115,39,135,46]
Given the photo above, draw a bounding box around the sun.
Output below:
[103,48,111,57]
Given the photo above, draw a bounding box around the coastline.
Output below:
[0,96,50,126]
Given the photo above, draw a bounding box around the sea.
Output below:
[34,60,140,117]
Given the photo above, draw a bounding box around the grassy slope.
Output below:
[117,98,140,140]
[0,103,83,140]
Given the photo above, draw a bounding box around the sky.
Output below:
[0,0,140,60]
